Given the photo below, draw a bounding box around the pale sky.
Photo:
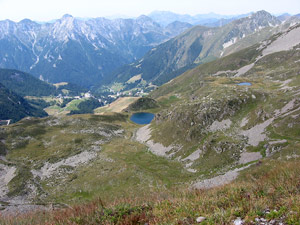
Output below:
[0,0,299,22]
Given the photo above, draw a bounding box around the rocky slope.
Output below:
[141,23,300,177]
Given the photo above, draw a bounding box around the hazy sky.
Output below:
[0,0,299,22]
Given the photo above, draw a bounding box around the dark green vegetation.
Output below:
[55,82,87,96]
[68,98,103,115]
[0,68,88,98]
[0,69,57,97]
[0,83,47,122]
[124,97,158,112]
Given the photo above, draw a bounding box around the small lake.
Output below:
[130,112,155,125]
[237,82,252,86]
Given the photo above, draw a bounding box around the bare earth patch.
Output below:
[94,97,140,114]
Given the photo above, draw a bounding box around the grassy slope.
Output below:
[0,114,193,205]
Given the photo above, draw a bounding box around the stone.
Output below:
[196,216,206,223]
[233,217,243,225]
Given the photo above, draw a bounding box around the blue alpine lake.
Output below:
[237,82,252,86]
[130,112,155,125]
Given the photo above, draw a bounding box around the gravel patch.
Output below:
[145,140,173,157]
[240,117,249,127]
[234,63,255,77]
[241,118,274,146]
[193,165,251,189]
[135,125,151,143]
[275,99,296,116]
[0,203,49,217]
[269,139,287,145]
[0,164,16,198]
[209,119,232,132]
[239,152,262,164]
[182,150,202,161]
[262,26,300,57]
[212,70,235,76]
[187,168,197,173]
[135,125,173,157]
[280,79,293,90]
[32,151,98,179]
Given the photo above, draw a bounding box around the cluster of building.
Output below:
[108,89,145,99]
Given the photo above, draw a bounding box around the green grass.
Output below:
[64,99,86,111]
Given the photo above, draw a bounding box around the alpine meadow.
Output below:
[0,1,300,224]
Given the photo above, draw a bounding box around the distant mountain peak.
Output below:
[62,14,73,19]
[136,15,154,22]
[19,18,34,24]
[250,10,272,18]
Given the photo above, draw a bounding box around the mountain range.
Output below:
[1,10,299,92]
[0,15,191,87]
[148,11,250,26]
[107,10,299,90]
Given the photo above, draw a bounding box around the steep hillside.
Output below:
[0,15,191,87]
[107,11,284,90]
[0,69,57,97]
[0,83,47,122]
